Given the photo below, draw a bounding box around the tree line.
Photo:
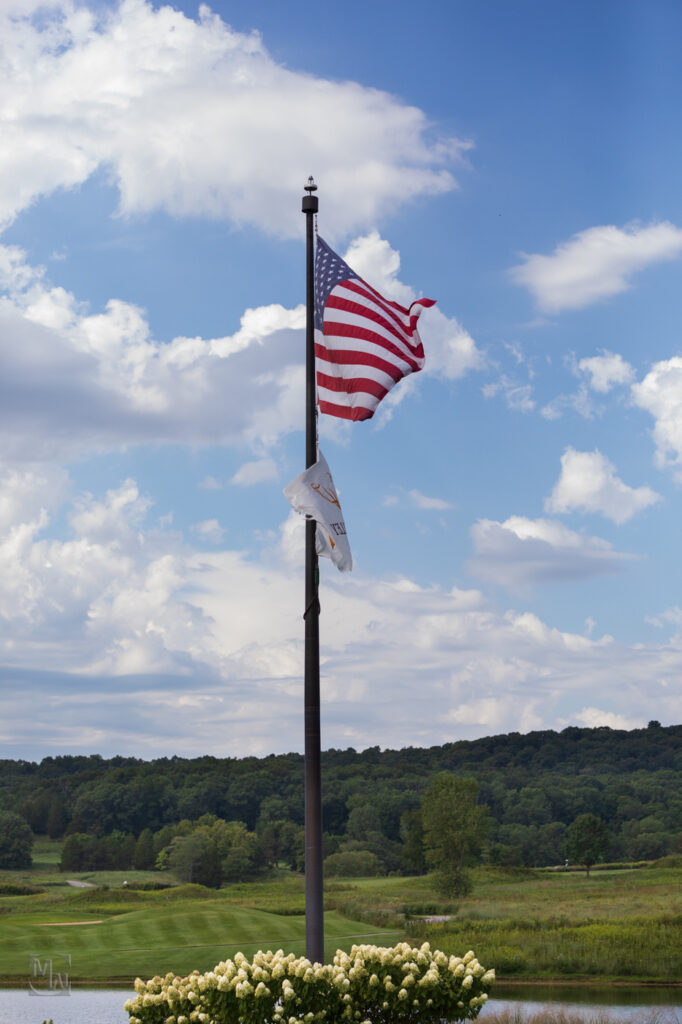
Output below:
[0,722,679,876]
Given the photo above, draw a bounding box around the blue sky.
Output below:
[0,0,680,760]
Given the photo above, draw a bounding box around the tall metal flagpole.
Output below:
[302,177,324,964]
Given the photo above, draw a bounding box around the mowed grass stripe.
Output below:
[0,901,399,979]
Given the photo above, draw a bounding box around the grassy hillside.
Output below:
[1,850,680,985]
[0,883,399,984]
[341,866,682,983]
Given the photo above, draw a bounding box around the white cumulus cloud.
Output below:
[0,273,305,459]
[578,350,635,392]
[0,0,469,237]
[0,235,478,460]
[470,515,634,589]
[0,471,679,757]
[632,357,682,479]
[231,458,279,487]
[545,448,661,523]
[510,221,682,312]
[569,706,642,731]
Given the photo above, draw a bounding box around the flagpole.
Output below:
[302,176,323,965]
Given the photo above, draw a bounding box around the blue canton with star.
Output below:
[314,236,357,331]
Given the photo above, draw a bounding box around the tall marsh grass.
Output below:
[408,915,682,980]
[482,1011,681,1024]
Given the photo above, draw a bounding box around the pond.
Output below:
[0,987,134,1024]
[0,985,679,1024]
[483,984,682,1020]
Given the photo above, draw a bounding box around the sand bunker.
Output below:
[37,920,104,926]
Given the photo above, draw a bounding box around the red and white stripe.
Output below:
[316,276,435,421]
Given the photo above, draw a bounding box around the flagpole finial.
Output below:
[302,176,318,213]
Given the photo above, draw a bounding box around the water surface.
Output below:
[0,984,679,1024]
[483,984,681,1021]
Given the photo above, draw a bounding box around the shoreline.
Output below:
[1,977,681,990]
[493,981,682,989]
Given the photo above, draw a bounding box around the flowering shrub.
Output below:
[124,941,494,1024]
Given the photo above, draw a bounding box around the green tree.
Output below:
[0,811,33,868]
[153,821,192,862]
[46,796,68,839]
[535,821,568,866]
[133,828,156,870]
[206,819,264,881]
[421,774,488,896]
[168,832,206,883]
[21,792,50,834]
[60,833,90,871]
[105,830,136,869]
[259,819,300,869]
[400,808,427,875]
[566,813,610,876]
[194,838,223,888]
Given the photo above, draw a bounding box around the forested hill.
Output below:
[2,723,680,869]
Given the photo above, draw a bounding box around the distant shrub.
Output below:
[123,880,173,891]
[153,882,216,900]
[324,849,381,877]
[0,882,44,895]
[654,854,682,869]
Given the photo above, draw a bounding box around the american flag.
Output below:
[314,236,435,421]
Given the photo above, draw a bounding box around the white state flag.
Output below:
[283,450,352,572]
